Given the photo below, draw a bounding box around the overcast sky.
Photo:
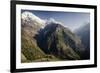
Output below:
[22,10,90,31]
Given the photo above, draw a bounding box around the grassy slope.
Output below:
[21,28,60,63]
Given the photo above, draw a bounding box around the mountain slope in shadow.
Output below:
[35,21,86,60]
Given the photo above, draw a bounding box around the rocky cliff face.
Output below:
[36,20,85,60]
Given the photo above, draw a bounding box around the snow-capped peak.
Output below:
[21,11,45,28]
[22,11,42,22]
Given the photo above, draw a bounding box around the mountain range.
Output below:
[21,11,89,63]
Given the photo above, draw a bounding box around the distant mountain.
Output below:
[75,23,90,59]
[21,11,88,63]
